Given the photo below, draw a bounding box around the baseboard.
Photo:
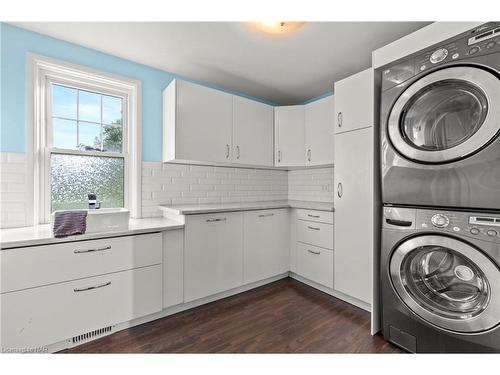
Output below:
[289,272,371,312]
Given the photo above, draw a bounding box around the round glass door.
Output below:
[390,235,500,333]
[388,66,500,163]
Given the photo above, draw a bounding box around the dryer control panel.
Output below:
[416,209,500,243]
[415,23,500,73]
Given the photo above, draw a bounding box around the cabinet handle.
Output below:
[258,213,274,218]
[74,281,111,293]
[307,226,320,231]
[277,150,281,163]
[337,182,343,198]
[225,144,230,159]
[307,214,320,218]
[307,149,311,162]
[206,218,227,223]
[74,245,111,254]
[307,249,321,255]
[337,112,343,127]
[236,145,240,160]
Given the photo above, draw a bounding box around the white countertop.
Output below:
[159,200,334,215]
[0,217,184,249]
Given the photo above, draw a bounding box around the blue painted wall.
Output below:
[0,23,274,161]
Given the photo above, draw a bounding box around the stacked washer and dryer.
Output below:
[379,22,500,353]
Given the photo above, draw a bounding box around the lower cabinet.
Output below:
[184,212,244,302]
[243,209,289,284]
[1,265,162,349]
[296,243,333,288]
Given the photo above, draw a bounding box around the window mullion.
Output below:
[76,89,80,149]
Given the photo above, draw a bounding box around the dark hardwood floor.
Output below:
[60,278,403,353]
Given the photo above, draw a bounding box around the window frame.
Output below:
[27,54,142,224]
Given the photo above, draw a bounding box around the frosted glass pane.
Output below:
[102,125,122,153]
[52,85,77,119]
[53,118,77,149]
[102,95,123,125]
[51,154,124,212]
[79,121,102,151]
[79,90,101,123]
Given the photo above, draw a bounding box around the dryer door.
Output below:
[390,235,500,333]
[388,66,500,163]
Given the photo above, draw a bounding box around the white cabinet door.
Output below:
[184,212,243,302]
[233,96,274,167]
[243,209,289,284]
[164,80,233,163]
[162,229,184,309]
[305,95,334,166]
[334,127,373,304]
[334,68,374,134]
[274,105,305,167]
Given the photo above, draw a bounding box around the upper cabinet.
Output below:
[305,95,335,166]
[274,105,305,167]
[334,68,374,134]
[163,80,233,164]
[163,80,273,167]
[164,79,334,168]
[232,96,274,167]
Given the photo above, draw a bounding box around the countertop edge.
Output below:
[159,200,334,215]
[0,219,184,250]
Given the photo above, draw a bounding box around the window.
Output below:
[28,54,141,224]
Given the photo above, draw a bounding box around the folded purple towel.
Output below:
[53,210,88,238]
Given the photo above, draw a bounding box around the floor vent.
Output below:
[72,326,113,344]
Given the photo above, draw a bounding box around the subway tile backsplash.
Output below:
[0,152,334,227]
[141,162,288,218]
[288,167,334,203]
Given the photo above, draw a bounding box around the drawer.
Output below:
[1,233,162,294]
[296,209,333,224]
[0,264,162,349]
[297,243,333,288]
[297,220,333,249]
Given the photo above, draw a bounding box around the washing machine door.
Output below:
[388,66,500,163]
[390,235,500,333]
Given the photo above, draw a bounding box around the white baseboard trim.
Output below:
[47,272,371,353]
[289,272,371,312]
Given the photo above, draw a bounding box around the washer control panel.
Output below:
[416,209,500,243]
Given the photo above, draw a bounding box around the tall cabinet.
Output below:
[333,68,379,333]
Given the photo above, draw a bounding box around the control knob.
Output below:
[431,214,450,228]
[430,48,448,63]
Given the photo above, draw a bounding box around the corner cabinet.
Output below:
[163,79,233,164]
[333,68,379,333]
[233,96,274,166]
[163,79,273,167]
[274,105,305,167]
[305,95,335,166]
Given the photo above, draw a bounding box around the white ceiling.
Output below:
[13,22,430,104]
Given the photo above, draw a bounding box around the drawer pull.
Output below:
[258,213,274,218]
[307,214,320,218]
[307,226,321,231]
[74,245,111,254]
[74,281,111,293]
[206,218,227,223]
[307,249,321,255]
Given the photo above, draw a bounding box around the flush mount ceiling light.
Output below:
[249,21,305,35]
